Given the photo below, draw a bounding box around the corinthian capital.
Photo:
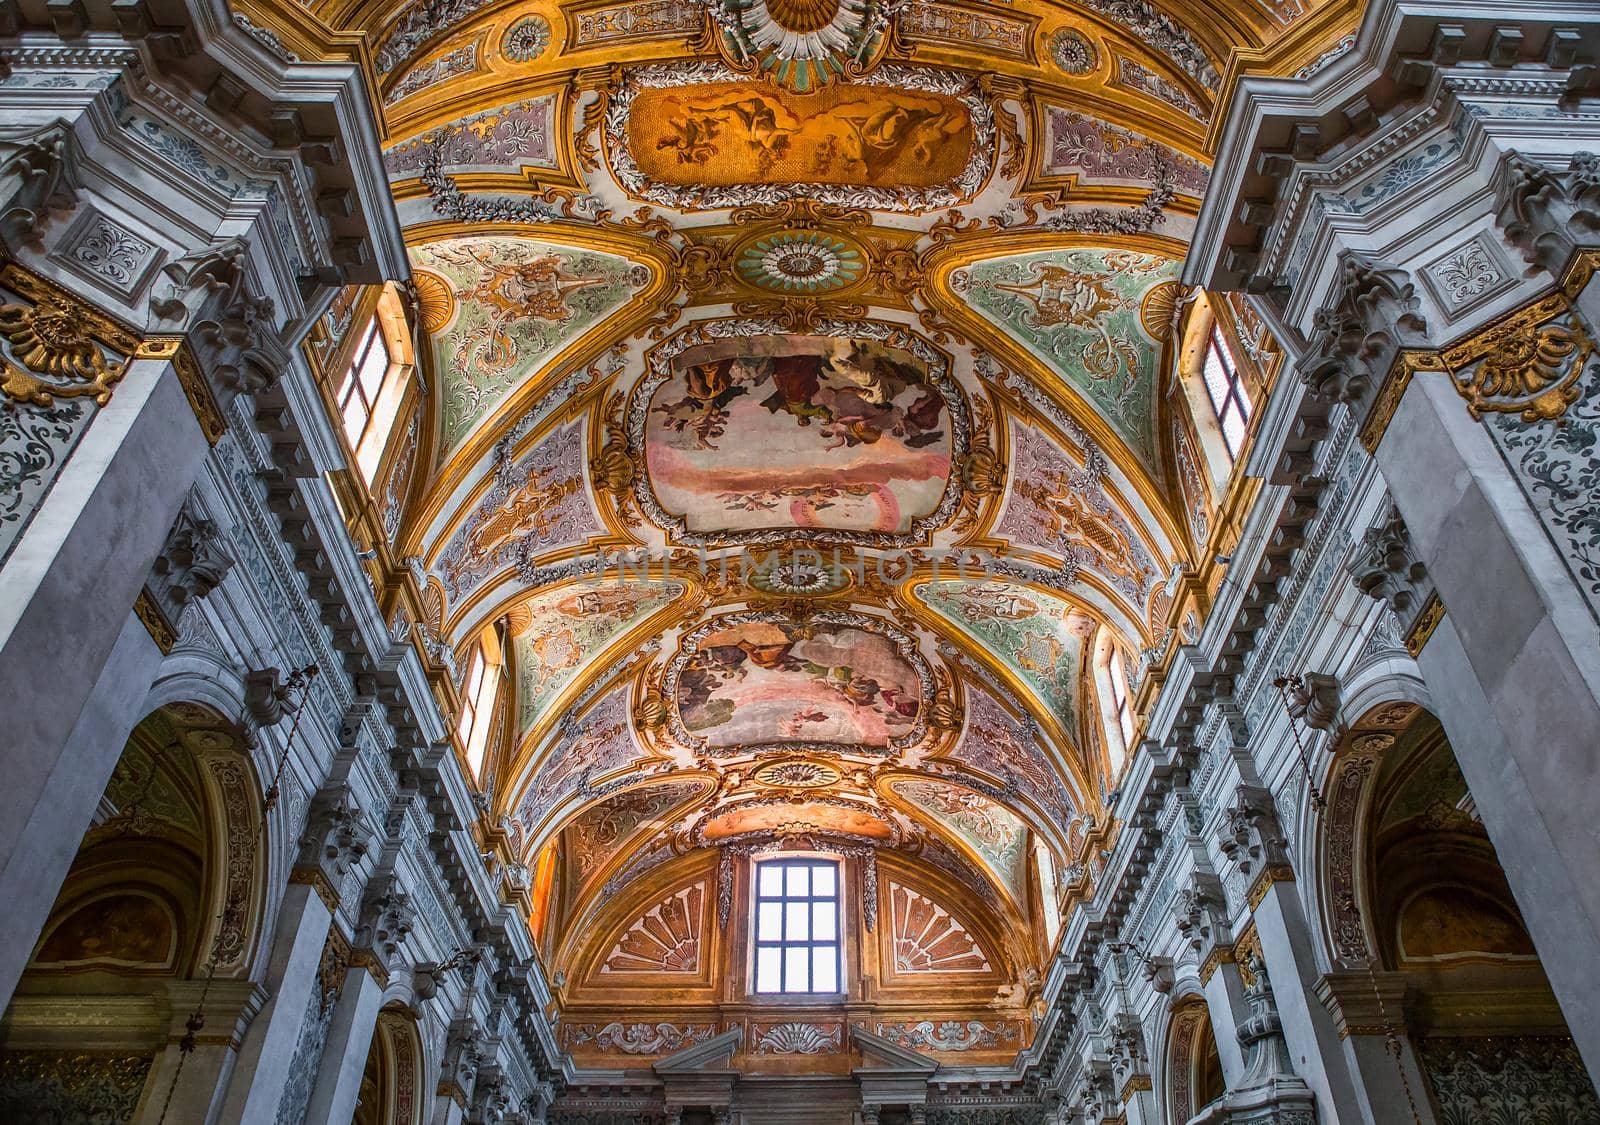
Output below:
[1494,150,1600,277]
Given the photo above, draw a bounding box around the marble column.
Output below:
[0,352,210,1007]
[1249,878,1369,1124]
[1199,960,1251,1086]
[1316,970,1438,1125]
[1371,358,1600,1074]
[216,883,334,1122]
[302,962,385,1125]
[132,979,267,1125]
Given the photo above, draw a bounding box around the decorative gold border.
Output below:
[134,587,176,655]
[290,866,342,911]
[1363,283,1590,452]
[136,336,227,445]
[1404,591,1445,657]
[1360,351,1445,453]
[1246,862,1294,912]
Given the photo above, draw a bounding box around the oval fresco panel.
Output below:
[666,612,929,756]
[641,334,957,543]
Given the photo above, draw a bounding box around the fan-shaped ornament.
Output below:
[707,0,909,91]
[412,269,456,334]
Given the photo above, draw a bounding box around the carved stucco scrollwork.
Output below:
[1303,253,1430,417]
[0,118,80,251]
[1323,735,1391,966]
[203,752,259,971]
[1493,150,1600,278]
[0,292,125,407]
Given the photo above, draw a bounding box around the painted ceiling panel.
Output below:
[643,335,953,538]
[511,581,683,735]
[958,249,1180,466]
[995,421,1163,608]
[409,236,649,452]
[340,0,1343,1054]
[892,779,1028,900]
[949,685,1078,837]
[916,580,1094,729]
[432,419,599,607]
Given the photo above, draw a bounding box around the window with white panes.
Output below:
[752,858,842,996]
[1108,644,1134,750]
[1201,324,1252,459]
[455,641,500,782]
[336,318,391,462]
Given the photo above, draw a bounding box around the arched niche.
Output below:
[1315,703,1600,1119]
[0,702,269,1121]
[1164,996,1226,1124]
[354,1005,425,1125]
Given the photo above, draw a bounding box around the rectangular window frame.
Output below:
[1202,324,1253,460]
[751,857,843,998]
[1108,645,1135,751]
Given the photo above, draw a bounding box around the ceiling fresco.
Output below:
[410,236,650,451]
[891,779,1029,900]
[644,335,952,538]
[667,613,927,755]
[284,0,1352,1064]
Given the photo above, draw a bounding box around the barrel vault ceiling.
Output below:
[258,0,1353,1041]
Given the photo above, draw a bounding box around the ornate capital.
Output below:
[439,1017,488,1109]
[296,782,372,893]
[147,235,286,398]
[149,505,233,620]
[1493,150,1600,277]
[1218,785,1291,886]
[355,877,415,969]
[1350,504,1442,654]
[0,118,80,251]
[468,1065,512,1125]
[1172,871,1229,959]
[1303,252,1429,415]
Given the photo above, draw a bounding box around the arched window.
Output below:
[455,625,503,782]
[334,284,415,485]
[1093,628,1136,781]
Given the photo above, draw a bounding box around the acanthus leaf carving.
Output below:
[1303,252,1429,414]
[151,504,234,614]
[0,118,80,251]
[1217,784,1291,885]
[148,234,284,395]
[296,782,373,895]
[1350,504,1440,646]
[1493,149,1600,277]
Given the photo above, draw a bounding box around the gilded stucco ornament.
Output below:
[1453,314,1591,422]
[0,296,124,406]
